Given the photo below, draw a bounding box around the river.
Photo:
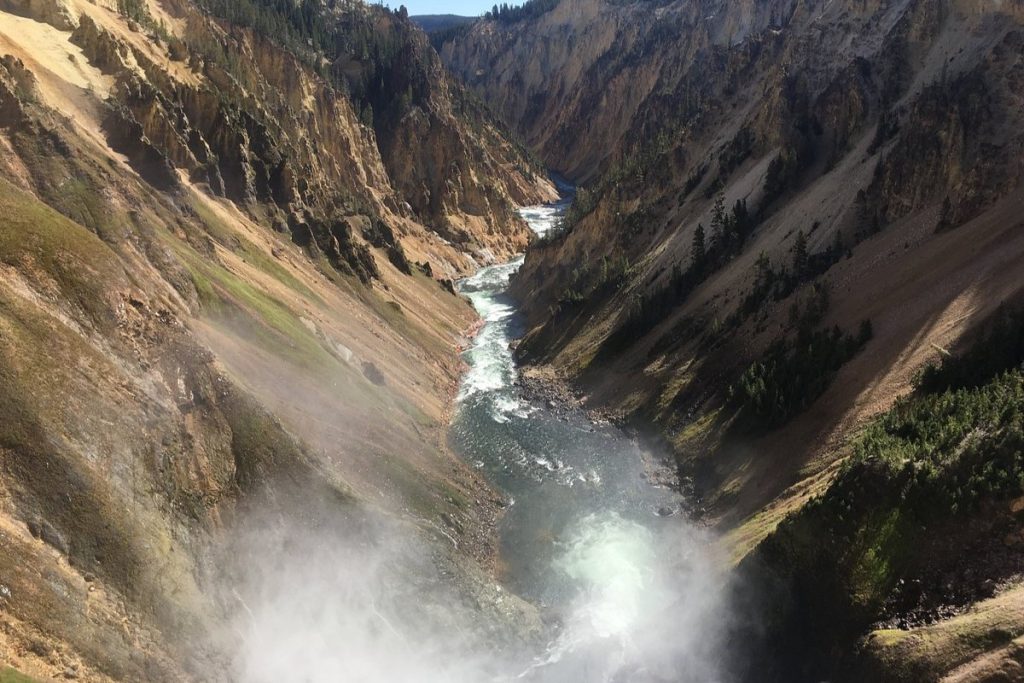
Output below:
[449,196,726,682]
[232,194,726,683]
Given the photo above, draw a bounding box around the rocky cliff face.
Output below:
[443,0,659,182]
[0,0,551,679]
[443,0,1024,679]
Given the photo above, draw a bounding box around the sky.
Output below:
[385,0,493,16]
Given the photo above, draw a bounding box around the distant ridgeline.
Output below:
[410,14,477,33]
[483,0,671,24]
[419,0,682,56]
[483,0,559,23]
[411,13,477,51]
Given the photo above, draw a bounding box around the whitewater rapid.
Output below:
[449,197,727,682]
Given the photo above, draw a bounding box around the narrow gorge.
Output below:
[451,199,727,681]
[438,0,1024,679]
[1,0,1024,681]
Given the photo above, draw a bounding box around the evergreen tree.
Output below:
[793,229,809,279]
[691,223,706,271]
[711,191,727,245]
[732,198,749,236]
[831,229,844,258]
[936,195,953,232]
[754,251,772,288]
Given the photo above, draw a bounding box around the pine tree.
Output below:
[831,229,844,258]
[360,103,374,128]
[711,192,726,244]
[793,229,809,279]
[732,198,749,237]
[754,251,772,288]
[691,223,706,271]
[936,195,953,232]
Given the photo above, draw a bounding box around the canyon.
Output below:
[1,0,1024,681]
[438,0,1024,679]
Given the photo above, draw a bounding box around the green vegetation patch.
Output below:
[731,320,873,431]
[854,371,1024,514]
[0,667,40,683]
[599,194,754,355]
[7,131,121,243]
[167,231,336,372]
[785,364,1024,577]
[742,309,1024,677]
[0,179,123,329]
[189,198,320,303]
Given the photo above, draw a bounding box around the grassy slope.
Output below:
[0,0,549,675]
[0,181,190,680]
[863,585,1024,682]
[0,75,485,683]
[0,668,38,683]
